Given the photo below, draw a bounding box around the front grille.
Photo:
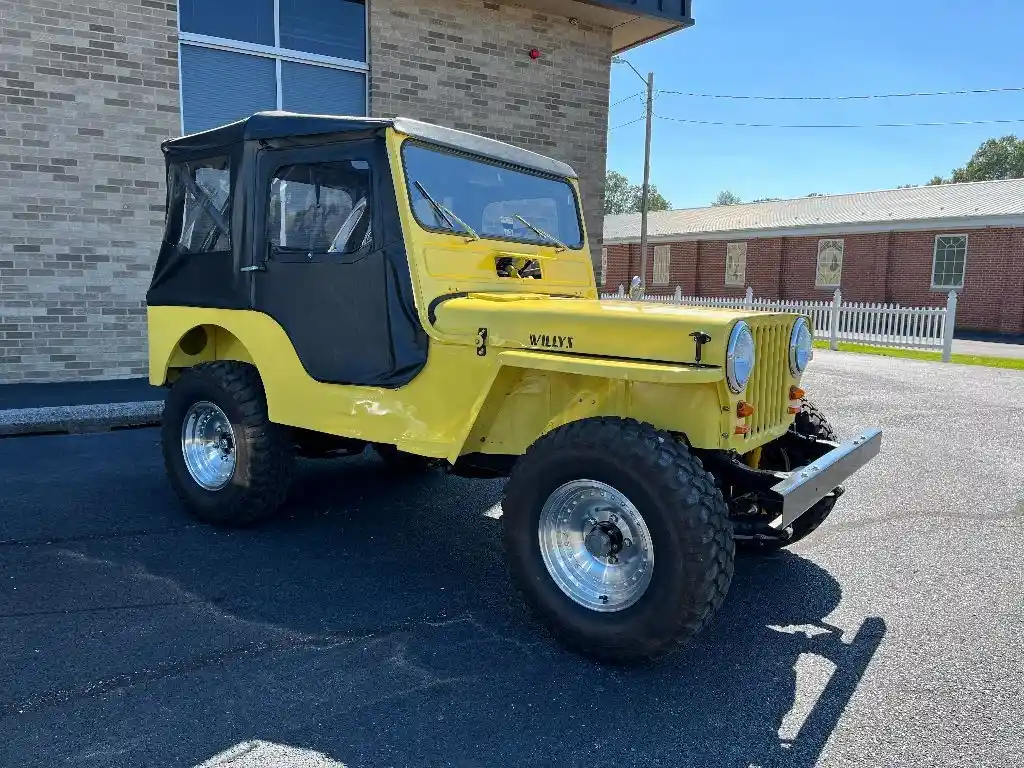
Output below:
[746,318,790,440]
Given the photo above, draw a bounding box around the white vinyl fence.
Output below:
[601,284,959,362]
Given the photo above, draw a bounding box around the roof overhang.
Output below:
[512,0,694,52]
[603,215,1024,244]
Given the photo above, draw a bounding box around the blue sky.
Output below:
[607,0,1024,209]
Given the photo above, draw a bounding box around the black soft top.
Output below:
[161,111,577,179]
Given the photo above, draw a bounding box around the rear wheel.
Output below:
[162,361,294,527]
[503,417,734,664]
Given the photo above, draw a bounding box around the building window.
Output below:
[653,245,671,285]
[725,242,746,287]
[816,238,844,288]
[932,234,968,289]
[600,247,608,287]
[178,0,367,135]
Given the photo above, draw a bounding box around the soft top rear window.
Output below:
[167,156,232,254]
[401,141,583,249]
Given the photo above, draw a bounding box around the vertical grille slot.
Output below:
[754,325,767,433]
[745,319,788,440]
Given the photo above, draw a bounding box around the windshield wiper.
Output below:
[414,181,479,241]
[514,214,567,252]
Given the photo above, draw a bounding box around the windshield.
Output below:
[402,142,584,249]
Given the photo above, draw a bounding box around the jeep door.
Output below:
[250,139,419,386]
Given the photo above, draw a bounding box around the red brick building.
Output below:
[601,179,1024,335]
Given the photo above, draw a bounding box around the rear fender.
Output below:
[149,317,256,386]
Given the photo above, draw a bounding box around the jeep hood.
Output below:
[431,293,794,368]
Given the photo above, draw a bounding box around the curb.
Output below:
[0,400,165,437]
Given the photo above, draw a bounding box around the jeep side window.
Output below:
[173,157,231,254]
[268,161,372,255]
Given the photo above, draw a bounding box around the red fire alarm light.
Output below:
[529,48,541,60]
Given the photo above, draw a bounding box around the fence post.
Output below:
[616,284,625,299]
[829,288,842,350]
[674,285,682,304]
[942,290,958,362]
[744,286,754,310]
[629,275,643,301]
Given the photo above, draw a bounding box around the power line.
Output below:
[609,115,645,130]
[610,91,643,108]
[653,114,1024,129]
[656,85,1024,101]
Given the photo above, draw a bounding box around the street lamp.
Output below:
[612,56,654,294]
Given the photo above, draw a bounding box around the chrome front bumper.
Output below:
[770,428,883,527]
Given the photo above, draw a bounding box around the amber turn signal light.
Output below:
[736,401,755,418]
[790,386,805,400]
[734,425,750,435]
[788,406,800,414]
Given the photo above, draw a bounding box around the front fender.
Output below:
[450,350,730,461]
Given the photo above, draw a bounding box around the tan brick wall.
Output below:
[368,0,612,273]
[0,0,617,383]
[0,0,179,382]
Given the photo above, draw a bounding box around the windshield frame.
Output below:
[399,138,586,251]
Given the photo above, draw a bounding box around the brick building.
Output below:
[0,0,693,383]
[602,179,1024,336]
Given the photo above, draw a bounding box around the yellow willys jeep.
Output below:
[147,112,881,662]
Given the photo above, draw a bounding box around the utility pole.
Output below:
[639,71,653,293]
[612,57,655,293]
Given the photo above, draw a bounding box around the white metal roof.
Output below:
[603,178,1024,243]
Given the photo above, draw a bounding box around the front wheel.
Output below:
[502,417,735,664]
[161,361,294,527]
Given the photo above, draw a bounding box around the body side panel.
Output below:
[148,307,774,457]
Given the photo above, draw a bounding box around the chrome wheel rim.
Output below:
[538,480,654,612]
[181,401,236,491]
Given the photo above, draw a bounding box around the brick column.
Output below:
[0,0,180,383]
[999,228,1024,334]
[368,0,613,275]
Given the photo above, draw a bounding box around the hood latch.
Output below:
[689,331,711,363]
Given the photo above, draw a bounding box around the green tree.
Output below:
[949,135,1024,182]
[805,192,825,198]
[712,190,742,206]
[604,170,672,214]
[927,135,1024,185]
[644,188,671,212]
[604,171,634,214]
[751,197,781,203]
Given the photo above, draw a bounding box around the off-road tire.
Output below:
[502,417,735,664]
[372,443,435,473]
[794,398,837,443]
[745,398,839,551]
[162,361,294,527]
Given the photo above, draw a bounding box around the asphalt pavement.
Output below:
[1,350,1022,767]
[0,377,164,410]
[951,338,1024,359]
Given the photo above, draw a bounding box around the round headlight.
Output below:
[789,316,813,374]
[726,321,756,393]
